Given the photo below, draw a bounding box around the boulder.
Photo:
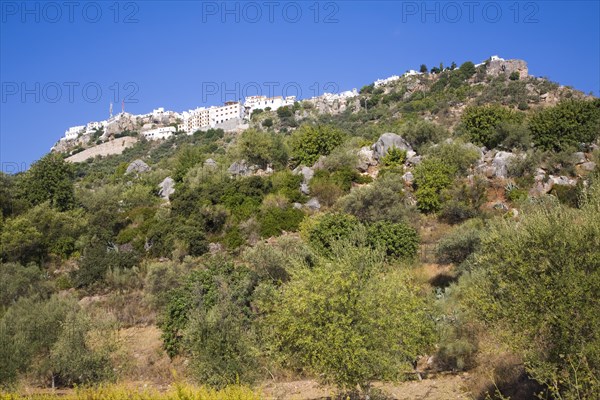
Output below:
[357,146,377,172]
[204,158,218,169]
[549,175,576,186]
[573,152,587,164]
[305,197,321,211]
[126,159,151,174]
[294,166,314,183]
[402,171,414,184]
[158,176,175,200]
[491,151,515,178]
[371,133,413,160]
[293,202,303,210]
[228,160,250,176]
[581,161,596,172]
[312,156,327,170]
[406,155,422,166]
[300,183,310,195]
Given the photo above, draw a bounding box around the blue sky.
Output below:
[1,0,599,170]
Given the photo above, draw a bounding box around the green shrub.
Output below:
[414,158,457,213]
[258,206,304,237]
[460,105,524,149]
[457,184,600,398]
[338,173,414,223]
[367,221,419,260]
[0,295,115,387]
[266,245,435,388]
[436,218,485,265]
[529,99,600,151]
[289,124,345,166]
[380,147,407,167]
[424,141,481,174]
[303,213,361,255]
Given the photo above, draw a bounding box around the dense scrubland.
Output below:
[1,60,600,399]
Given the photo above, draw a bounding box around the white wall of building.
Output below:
[244,96,296,114]
[142,126,176,140]
[180,102,244,133]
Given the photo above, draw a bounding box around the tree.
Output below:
[414,158,457,213]
[419,64,428,73]
[233,129,287,169]
[529,99,600,151]
[458,61,476,79]
[266,245,434,389]
[460,104,524,149]
[289,124,345,166]
[458,185,600,398]
[19,153,75,211]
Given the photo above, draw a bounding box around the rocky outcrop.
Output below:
[305,197,321,211]
[486,58,528,78]
[126,159,151,175]
[228,160,252,176]
[371,133,415,160]
[491,151,516,178]
[357,147,377,172]
[158,177,175,200]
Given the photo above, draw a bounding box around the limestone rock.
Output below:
[228,160,251,176]
[402,171,414,184]
[204,158,218,169]
[158,177,175,200]
[126,159,151,174]
[300,183,310,195]
[357,147,377,172]
[371,133,413,160]
[573,152,587,164]
[581,161,596,172]
[491,151,515,178]
[305,197,321,211]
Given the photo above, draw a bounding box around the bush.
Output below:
[436,218,485,265]
[0,295,115,387]
[302,213,361,255]
[457,185,600,398]
[0,262,50,308]
[258,205,304,237]
[265,245,435,388]
[380,146,407,167]
[529,99,600,151]
[460,105,524,149]
[414,158,457,213]
[367,221,419,260]
[398,119,449,152]
[232,129,287,168]
[424,141,481,174]
[289,124,345,166]
[338,172,414,223]
[439,177,488,224]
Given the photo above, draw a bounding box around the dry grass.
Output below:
[0,384,259,400]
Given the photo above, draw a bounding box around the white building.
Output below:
[244,95,296,114]
[374,75,400,87]
[403,70,421,77]
[475,55,505,68]
[180,101,244,133]
[63,125,85,141]
[142,126,177,140]
[152,107,165,120]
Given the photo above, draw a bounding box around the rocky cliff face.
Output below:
[486,58,528,78]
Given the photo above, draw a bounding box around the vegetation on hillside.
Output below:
[1,60,599,399]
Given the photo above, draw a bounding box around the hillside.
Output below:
[1,57,600,400]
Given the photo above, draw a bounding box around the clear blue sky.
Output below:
[1,0,599,170]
